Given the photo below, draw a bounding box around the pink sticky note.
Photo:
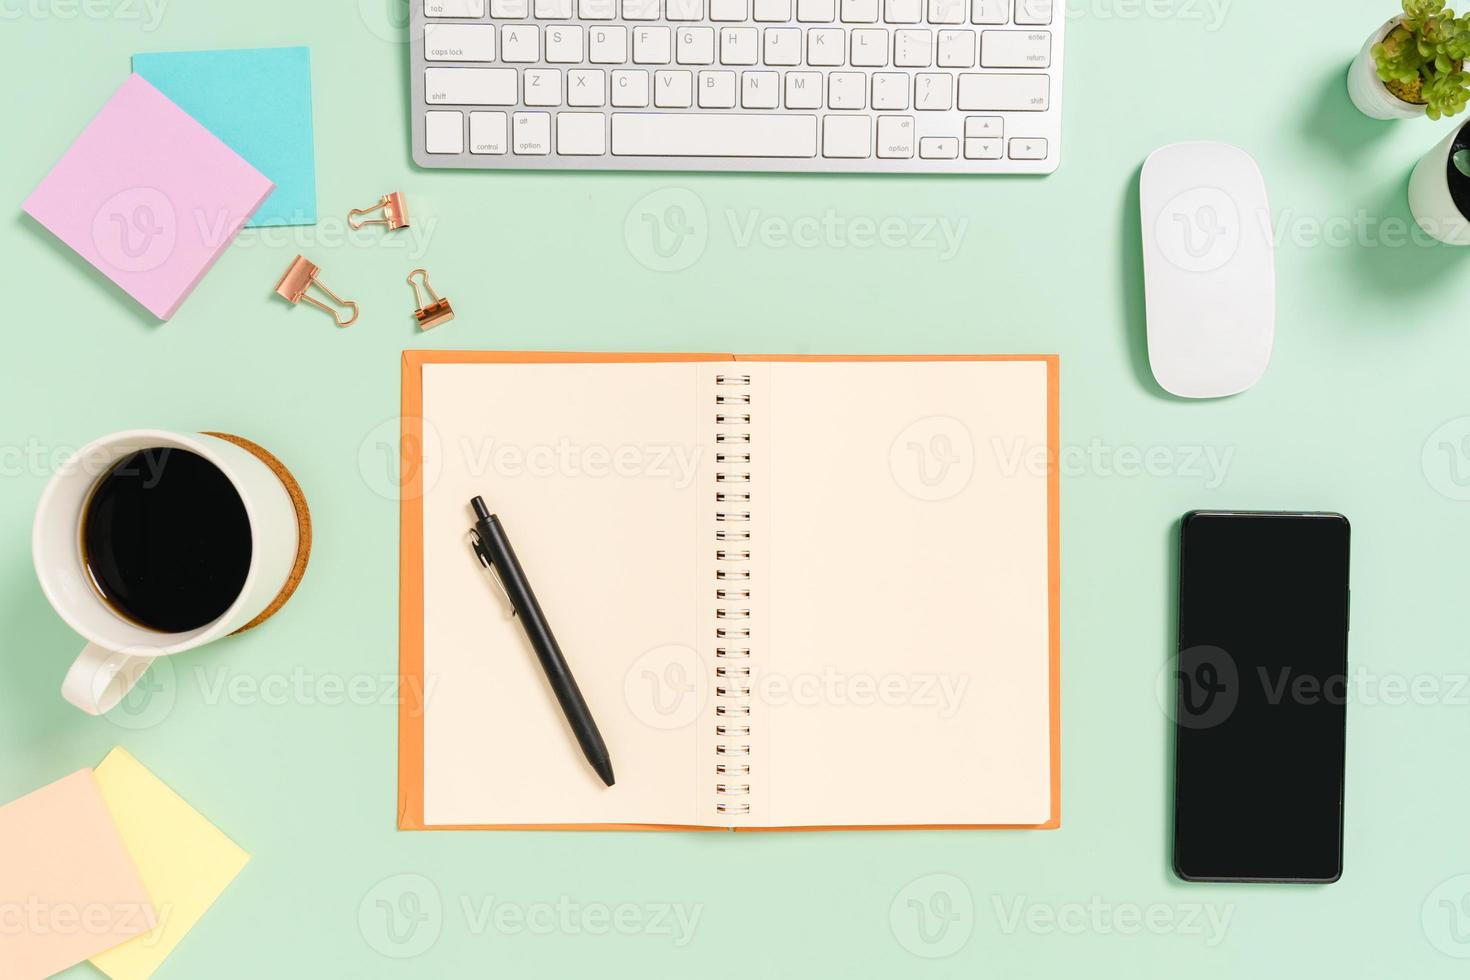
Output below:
[0,770,156,980]
[22,74,273,320]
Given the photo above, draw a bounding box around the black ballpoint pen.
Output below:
[468,496,615,787]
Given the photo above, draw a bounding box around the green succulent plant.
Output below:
[1373,0,1470,118]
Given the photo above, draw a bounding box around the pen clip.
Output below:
[469,530,517,619]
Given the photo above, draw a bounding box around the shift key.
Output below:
[425,67,517,106]
[957,73,1049,111]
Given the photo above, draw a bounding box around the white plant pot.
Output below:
[1409,122,1470,244]
[1348,17,1427,119]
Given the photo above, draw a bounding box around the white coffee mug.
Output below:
[33,430,301,715]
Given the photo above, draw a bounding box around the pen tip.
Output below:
[595,758,615,787]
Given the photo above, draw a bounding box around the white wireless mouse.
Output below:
[1141,142,1275,398]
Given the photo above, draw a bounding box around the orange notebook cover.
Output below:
[399,351,1060,831]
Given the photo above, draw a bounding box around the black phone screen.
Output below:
[1173,511,1351,883]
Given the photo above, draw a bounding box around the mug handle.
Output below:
[62,643,154,716]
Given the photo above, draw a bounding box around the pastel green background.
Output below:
[3,0,1469,976]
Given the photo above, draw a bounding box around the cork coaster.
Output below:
[203,432,312,635]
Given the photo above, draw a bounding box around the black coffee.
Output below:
[82,449,252,633]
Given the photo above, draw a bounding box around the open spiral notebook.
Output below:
[399,352,1059,831]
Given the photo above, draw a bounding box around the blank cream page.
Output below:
[421,362,706,826]
[762,360,1054,827]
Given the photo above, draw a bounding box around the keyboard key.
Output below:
[894,29,931,66]
[957,71,1048,109]
[928,0,965,23]
[424,24,495,61]
[634,25,673,62]
[698,69,738,106]
[919,136,957,158]
[797,0,835,19]
[840,0,877,22]
[469,111,508,153]
[624,0,661,17]
[557,111,607,154]
[425,67,517,105]
[884,0,920,22]
[580,0,618,16]
[491,0,527,14]
[656,69,695,106]
[667,0,704,15]
[425,110,464,153]
[754,0,791,20]
[1014,0,1051,24]
[568,68,607,105]
[807,28,844,65]
[500,25,539,61]
[721,27,759,63]
[937,29,974,66]
[963,135,1001,158]
[535,0,573,15]
[678,26,716,62]
[741,70,780,107]
[513,111,551,153]
[822,114,869,157]
[871,71,909,108]
[612,69,651,105]
[590,25,629,61]
[612,112,818,155]
[426,0,485,15]
[851,29,889,66]
[1008,136,1047,159]
[546,25,584,62]
[876,114,914,157]
[971,0,1007,21]
[764,28,802,65]
[828,71,866,108]
[964,114,1001,136]
[711,0,749,19]
[785,70,823,107]
[524,69,562,105]
[914,72,952,109]
[981,30,1050,68]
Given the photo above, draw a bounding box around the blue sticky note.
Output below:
[132,47,317,227]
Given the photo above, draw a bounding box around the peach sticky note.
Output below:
[89,749,250,980]
[0,770,156,980]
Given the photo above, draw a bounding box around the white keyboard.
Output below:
[411,0,1064,173]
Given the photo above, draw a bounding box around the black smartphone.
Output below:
[1173,511,1351,884]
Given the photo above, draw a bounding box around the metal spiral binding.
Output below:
[715,372,753,817]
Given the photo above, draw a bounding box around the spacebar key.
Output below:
[612,113,817,157]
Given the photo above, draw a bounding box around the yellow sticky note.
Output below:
[88,749,250,980]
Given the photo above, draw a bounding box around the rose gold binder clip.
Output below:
[348,192,410,232]
[407,268,454,330]
[273,255,360,327]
